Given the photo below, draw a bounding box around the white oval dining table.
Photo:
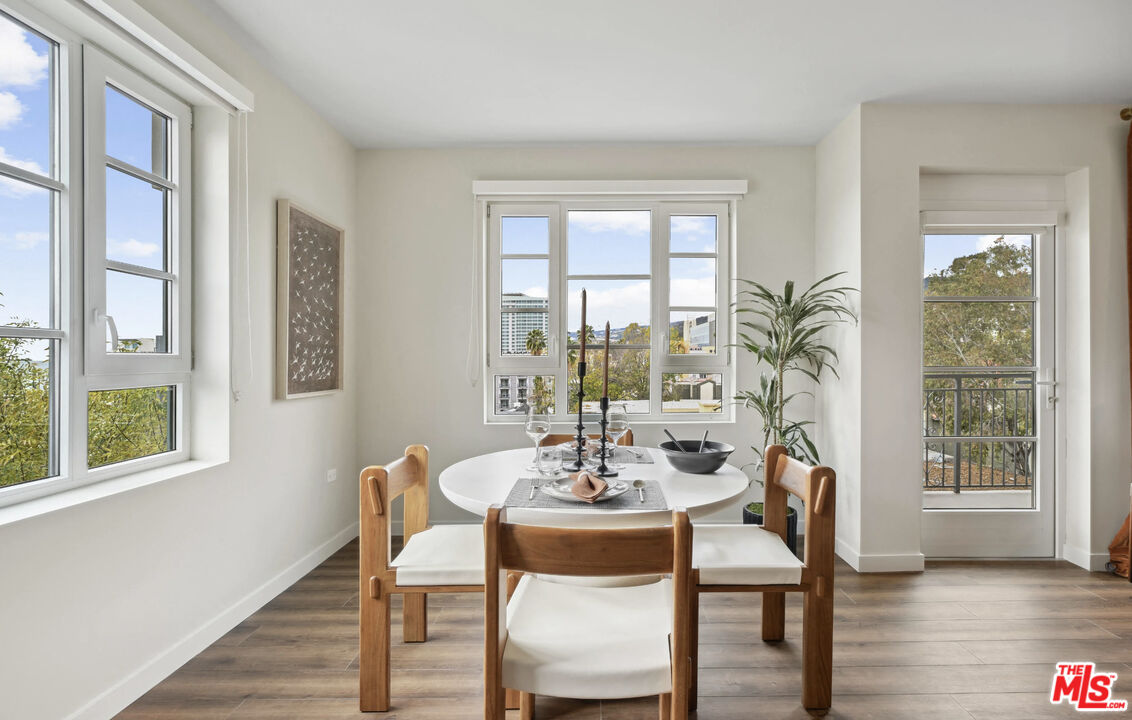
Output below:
[438,447,750,527]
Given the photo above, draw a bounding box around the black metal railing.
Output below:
[922,371,1035,492]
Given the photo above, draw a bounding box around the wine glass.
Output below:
[524,407,551,474]
[605,403,630,469]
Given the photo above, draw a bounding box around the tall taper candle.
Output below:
[580,289,587,359]
[603,321,610,398]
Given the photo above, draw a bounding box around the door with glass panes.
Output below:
[920,223,1056,557]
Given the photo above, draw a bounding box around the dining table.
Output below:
[438,446,750,528]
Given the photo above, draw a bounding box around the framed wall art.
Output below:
[276,199,344,399]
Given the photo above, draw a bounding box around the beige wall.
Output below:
[0,3,359,718]
[355,146,816,525]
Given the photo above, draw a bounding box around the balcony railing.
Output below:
[922,371,1034,493]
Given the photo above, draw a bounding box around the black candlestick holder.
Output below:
[595,396,618,477]
[564,360,587,472]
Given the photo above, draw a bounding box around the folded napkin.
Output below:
[570,470,608,503]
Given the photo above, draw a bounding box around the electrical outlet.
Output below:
[326,468,337,483]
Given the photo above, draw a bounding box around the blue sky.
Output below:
[923,234,1032,278]
[1,14,169,359]
[500,211,717,332]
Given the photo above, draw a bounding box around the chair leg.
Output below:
[801,586,834,710]
[403,592,427,643]
[359,589,391,711]
[519,691,535,720]
[688,588,699,712]
[761,591,785,642]
[659,692,672,720]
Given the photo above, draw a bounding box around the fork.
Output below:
[528,477,541,500]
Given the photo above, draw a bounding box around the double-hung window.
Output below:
[485,192,734,423]
[0,4,192,505]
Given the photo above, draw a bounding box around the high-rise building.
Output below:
[501,292,549,355]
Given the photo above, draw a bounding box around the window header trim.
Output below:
[472,179,747,198]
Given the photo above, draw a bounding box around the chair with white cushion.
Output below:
[690,444,836,712]
[359,445,485,712]
[484,505,692,720]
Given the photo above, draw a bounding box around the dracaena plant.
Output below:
[734,272,857,481]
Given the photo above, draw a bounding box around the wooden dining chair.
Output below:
[484,505,692,720]
[358,445,486,712]
[542,429,635,447]
[689,445,836,711]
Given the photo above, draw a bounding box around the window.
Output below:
[0,5,191,505]
[485,198,732,422]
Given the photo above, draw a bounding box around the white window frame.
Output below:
[481,189,738,424]
[83,45,192,376]
[0,0,192,509]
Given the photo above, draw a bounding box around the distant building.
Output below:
[495,375,531,414]
[501,293,549,355]
[671,313,716,353]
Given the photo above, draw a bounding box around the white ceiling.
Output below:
[202,0,1132,148]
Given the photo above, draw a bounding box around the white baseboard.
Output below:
[836,537,925,573]
[1062,543,1109,572]
[65,522,359,720]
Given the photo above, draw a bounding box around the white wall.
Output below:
[355,146,816,525]
[814,108,864,565]
[0,3,359,718]
[826,103,1129,570]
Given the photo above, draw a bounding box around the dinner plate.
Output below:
[540,477,631,503]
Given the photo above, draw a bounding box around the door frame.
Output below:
[918,210,1065,558]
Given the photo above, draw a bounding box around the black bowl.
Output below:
[658,440,735,474]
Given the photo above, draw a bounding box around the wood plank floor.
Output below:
[117,539,1132,719]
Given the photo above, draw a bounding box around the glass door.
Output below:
[920,226,1056,557]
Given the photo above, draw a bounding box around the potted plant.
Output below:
[734,273,857,556]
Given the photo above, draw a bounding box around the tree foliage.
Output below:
[0,297,172,487]
[922,237,1035,482]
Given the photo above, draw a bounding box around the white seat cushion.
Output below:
[693,524,804,586]
[502,575,673,699]
[391,525,484,586]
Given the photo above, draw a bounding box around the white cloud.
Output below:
[572,281,651,329]
[569,210,650,236]
[976,234,1030,253]
[0,146,47,198]
[108,238,160,258]
[0,91,21,129]
[671,277,715,307]
[519,285,547,299]
[0,22,48,88]
[670,216,713,236]
[0,230,47,249]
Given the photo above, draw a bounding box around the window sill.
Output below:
[0,458,227,529]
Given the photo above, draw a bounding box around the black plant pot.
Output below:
[743,502,799,557]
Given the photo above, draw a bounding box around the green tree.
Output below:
[525,328,546,356]
[0,330,50,487]
[0,296,173,486]
[923,237,1032,367]
[922,237,1035,481]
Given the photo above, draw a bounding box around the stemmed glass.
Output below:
[524,407,552,474]
[605,403,630,469]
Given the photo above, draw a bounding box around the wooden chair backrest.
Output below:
[542,429,634,447]
[359,445,430,576]
[762,445,837,583]
[483,505,691,718]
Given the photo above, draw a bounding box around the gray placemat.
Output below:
[504,476,667,510]
[540,446,654,465]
